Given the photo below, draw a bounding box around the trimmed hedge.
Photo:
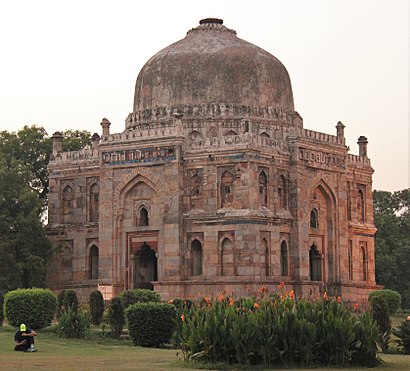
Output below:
[369,289,401,315]
[4,288,57,329]
[108,297,125,338]
[119,289,161,309]
[63,289,79,312]
[126,302,175,347]
[89,290,104,325]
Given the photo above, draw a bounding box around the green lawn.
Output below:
[1,323,410,370]
[0,325,184,370]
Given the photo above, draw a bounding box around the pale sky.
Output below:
[0,0,408,191]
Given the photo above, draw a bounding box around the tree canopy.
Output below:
[0,125,92,291]
[373,189,410,308]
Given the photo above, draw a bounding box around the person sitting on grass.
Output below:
[14,324,37,352]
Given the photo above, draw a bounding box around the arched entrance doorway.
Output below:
[133,242,157,290]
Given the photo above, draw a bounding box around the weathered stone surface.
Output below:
[46,18,378,305]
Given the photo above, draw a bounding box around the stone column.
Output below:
[101,118,111,136]
[336,121,345,145]
[52,131,63,156]
[357,136,368,158]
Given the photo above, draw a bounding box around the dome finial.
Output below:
[200,18,223,25]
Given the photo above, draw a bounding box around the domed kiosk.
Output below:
[47,19,379,304]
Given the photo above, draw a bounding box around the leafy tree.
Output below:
[0,158,51,290]
[374,189,410,308]
[0,126,92,203]
[61,129,92,152]
[0,125,92,291]
[0,126,51,201]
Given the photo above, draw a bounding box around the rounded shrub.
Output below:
[89,290,104,325]
[370,296,391,353]
[4,288,57,329]
[119,289,161,309]
[370,296,391,335]
[126,302,176,347]
[56,289,66,318]
[369,289,401,315]
[57,308,90,338]
[108,297,125,338]
[63,289,79,312]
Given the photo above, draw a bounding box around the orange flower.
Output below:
[253,303,260,309]
[353,303,359,311]
[260,286,268,294]
[280,295,285,302]
[204,296,211,305]
[323,291,329,301]
[289,290,295,300]
[228,297,235,307]
[337,296,341,303]
[167,299,173,304]
[279,282,285,290]
[181,314,185,321]
[219,293,225,302]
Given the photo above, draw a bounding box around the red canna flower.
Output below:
[228,297,235,307]
[323,291,329,301]
[353,303,359,311]
[337,296,341,303]
[254,303,260,309]
[204,296,211,305]
[181,314,185,321]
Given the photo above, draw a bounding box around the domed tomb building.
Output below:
[47,19,378,303]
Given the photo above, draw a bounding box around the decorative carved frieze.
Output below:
[102,145,176,166]
[298,147,346,169]
[126,103,293,128]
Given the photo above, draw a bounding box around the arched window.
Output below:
[361,245,367,281]
[138,207,149,226]
[62,185,73,223]
[348,241,353,280]
[191,239,203,276]
[89,245,99,279]
[221,171,234,207]
[190,174,202,196]
[278,175,288,209]
[62,185,73,207]
[221,238,234,276]
[260,132,270,138]
[89,183,99,222]
[309,244,322,281]
[281,241,288,276]
[259,171,268,207]
[358,189,365,223]
[261,238,269,276]
[310,208,319,229]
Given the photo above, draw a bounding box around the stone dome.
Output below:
[133,18,294,115]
